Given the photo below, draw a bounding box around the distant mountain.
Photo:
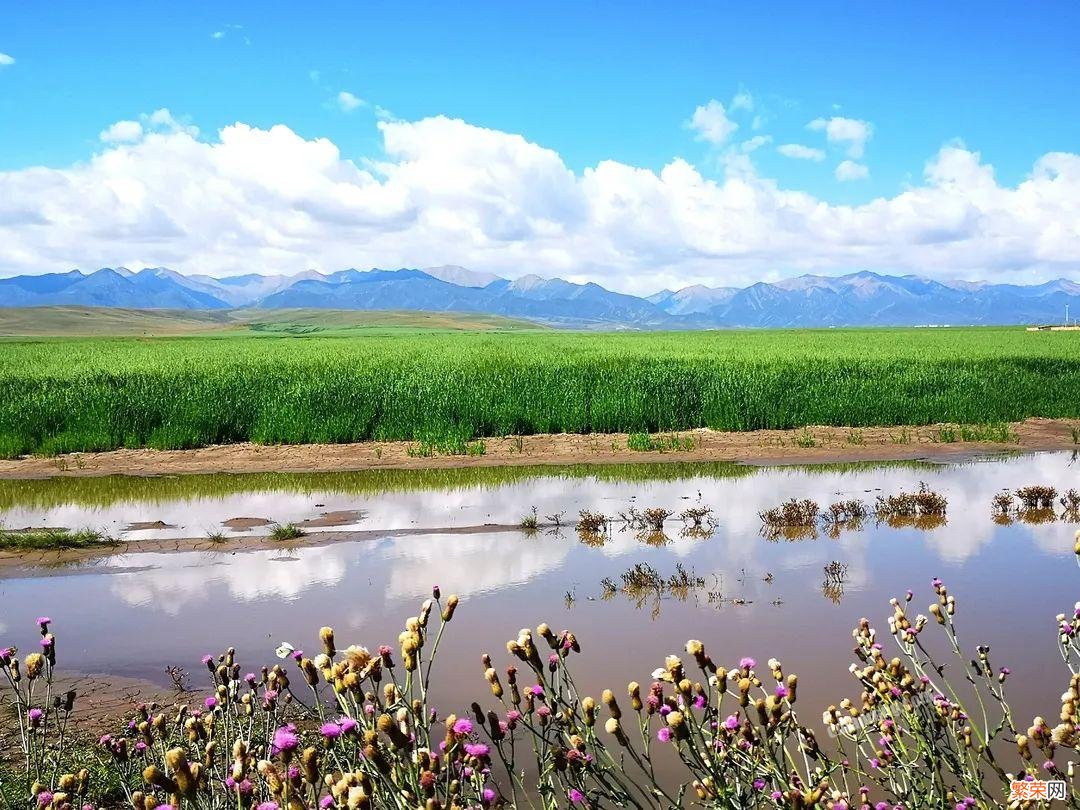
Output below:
[648,284,739,315]
[0,267,231,309]
[422,265,502,287]
[2,266,1079,329]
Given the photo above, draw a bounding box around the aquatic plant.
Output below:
[874,483,948,520]
[0,528,116,552]
[268,523,306,542]
[11,559,1080,807]
[758,498,820,529]
[1015,485,1058,510]
[518,507,540,533]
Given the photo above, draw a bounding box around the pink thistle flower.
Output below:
[270,725,299,756]
[753,779,766,790]
[739,657,756,670]
[201,654,213,666]
[36,792,53,807]
[320,722,343,739]
[257,804,279,810]
[338,716,358,734]
[657,727,673,742]
[36,617,51,627]
[569,789,585,804]
[465,742,490,758]
[723,714,740,731]
[774,685,788,699]
[452,718,473,735]
[291,650,304,662]
[320,797,334,809]
[482,788,496,803]
[204,697,217,710]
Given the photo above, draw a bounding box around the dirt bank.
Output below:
[0,418,1075,480]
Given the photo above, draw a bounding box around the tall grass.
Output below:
[2,328,1079,456]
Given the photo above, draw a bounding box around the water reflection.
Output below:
[0,452,1078,757]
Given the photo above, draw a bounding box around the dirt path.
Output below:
[0,418,1075,480]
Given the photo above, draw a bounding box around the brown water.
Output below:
[1,452,1079,753]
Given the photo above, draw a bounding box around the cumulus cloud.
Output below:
[1,114,1079,293]
[687,99,738,145]
[0,52,13,66]
[778,143,825,161]
[337,91,365,112]
[809,116,872,158]
[100,120,144,143]
[835,160,869,181]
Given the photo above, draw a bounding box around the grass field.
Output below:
[0,306,541,336]
[1,325,1078,457]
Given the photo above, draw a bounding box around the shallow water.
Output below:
[2,452,1079,755]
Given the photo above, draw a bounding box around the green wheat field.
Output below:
[1,320,1078,457]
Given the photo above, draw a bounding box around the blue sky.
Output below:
[1,2,1079,290]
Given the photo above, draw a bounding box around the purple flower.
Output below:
[869,757,881,769]
[465,742,490,757]
[753,778,766,790]
[36,617,51,627]
[723,714,740,731]
[692,694,706,709]
[482,788,496,803]
[319,797,335,809]
[338,716,358,734]
[204,697,217,710]
[28,708,43,726]
[291,650,304,662]
[568,789,585,804]
[320,722,342,739]
[36,792,53,807]
[657,727,672,742]
[452,718,473,735]
[530,684,544,697]
[739,657,755,669]
[257,804,280,810]
[771,792,783,801]
[774,685,788,699]
[244,672,257,685]
[270,725,300,756]
[201,654,213,666]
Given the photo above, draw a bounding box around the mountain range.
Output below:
[2,265,1078,329]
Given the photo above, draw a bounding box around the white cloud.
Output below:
[99,120,144,143]
[778,143,825,162]
[211,31,225,40]
[730,90,754,112]
[0,52,14,66]
[835,160,869,181]
[337,91,365,112]
[144,108,199,137]
[739,135,772,153]
[809,116,872,158]
[1,114,1079,293]
[687,100,738,145]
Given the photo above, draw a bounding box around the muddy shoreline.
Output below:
[0,418,1075,480]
